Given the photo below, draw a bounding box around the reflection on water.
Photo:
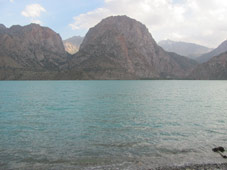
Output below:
[0,81,227,169]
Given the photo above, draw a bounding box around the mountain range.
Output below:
[0,15,226,80]
[158,40,212,59]
[196,40,227,63]
[190,52,227,79]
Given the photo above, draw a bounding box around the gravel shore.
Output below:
[154,163,227,170]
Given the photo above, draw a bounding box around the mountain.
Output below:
[0,24,6,30]
[189,52,227,79]
[159,40,212,59]
[196,40,227,63]
[69,15,197,80]
[63,36,84,54]
[167,52,197,73]
[0,24,68,80]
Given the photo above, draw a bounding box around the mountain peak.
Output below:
[63,36,84,54]
[80,15,154,51]
[196,39,227,63]
[0,24,6,30]
[70,15,196,79]
[101,15,137,23]
[0,23,67,75]
[159,40,212,59]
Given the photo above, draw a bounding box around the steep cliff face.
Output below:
[70,16,196,79]
[0,24,68,79]
[190,52,227,80]
[0,24,67,70]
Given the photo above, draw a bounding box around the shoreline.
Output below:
[155,163,227,170]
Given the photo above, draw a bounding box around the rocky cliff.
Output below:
[0,24,68,79]
[69,16,197,80]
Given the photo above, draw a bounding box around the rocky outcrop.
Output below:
[69,16,197,80]
[189,52,227,79]
[196,40,227,63]
[159,40,212,59]
[63,36,84,54]
[0,24,68,79]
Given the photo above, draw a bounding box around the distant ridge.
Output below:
[196,39,227,63]
[159,40,212,59]
[189,52,227,79]
[63,36,84,54]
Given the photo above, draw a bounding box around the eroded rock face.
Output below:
[70,15,196,79]
[189,52,227,80]
[0,24,67,71]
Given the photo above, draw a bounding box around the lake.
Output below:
[0,81,227,169]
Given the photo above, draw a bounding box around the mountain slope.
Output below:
[69,16,197,80]
[63,36,84,54]
[0,24,68,80]
[189,52,227,79]
[196,40,227,63]
[159,40,212,59]
[167,52,198,73]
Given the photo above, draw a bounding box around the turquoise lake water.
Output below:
[0,81,227,169]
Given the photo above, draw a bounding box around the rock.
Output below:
[212,147,225,153]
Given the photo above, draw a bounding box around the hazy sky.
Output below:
[1,0,227,48]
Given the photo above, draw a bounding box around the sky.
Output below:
[0,0,227,48]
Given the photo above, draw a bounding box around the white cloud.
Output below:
[9,0,14,3]
[31,19,42,25]
[70,8,112,30]
[70,0,227,47]
[21,4,46,18]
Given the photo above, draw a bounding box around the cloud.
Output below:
[70,0,227,47]
[69,8,112,30]
[9,0,14,2]
[31,19,42,25]
[21,4,46,18]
